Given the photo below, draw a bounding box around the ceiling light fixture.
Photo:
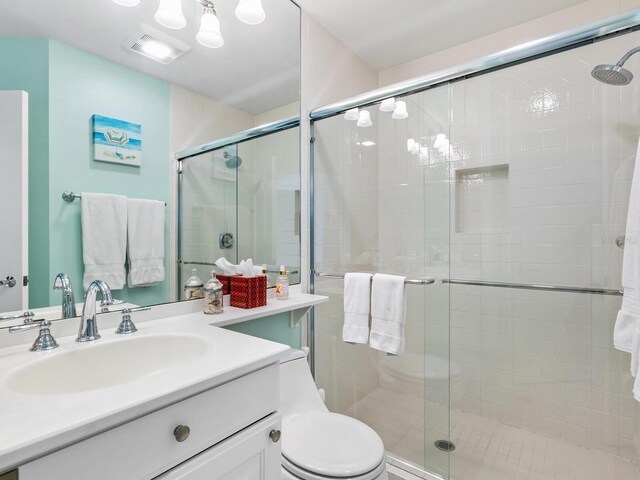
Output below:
[235,0,266,25]
[392,100,408,119]
[344,108,359,121]
[196,3,224,48]
[361,141,376,146]
[357,110,372,128]
[113,0,266,50]
[379,97,396,112]
[154,0,187,29]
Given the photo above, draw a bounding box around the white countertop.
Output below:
[0,293,328,472]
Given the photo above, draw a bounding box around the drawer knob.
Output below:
[269,429,281,443]
[173,425,191,442]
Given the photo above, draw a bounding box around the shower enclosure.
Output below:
[310,12,640,480]
[177,119,301,296]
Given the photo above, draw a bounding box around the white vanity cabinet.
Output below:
[18,363,281,480]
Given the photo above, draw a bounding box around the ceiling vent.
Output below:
[123,24,191,64]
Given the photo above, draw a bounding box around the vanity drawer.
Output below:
[19,363,279,480]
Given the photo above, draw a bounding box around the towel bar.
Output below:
[62,191,167,206]
[313,272,435,285]
[312,272,622,295]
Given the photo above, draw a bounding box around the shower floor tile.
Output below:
[449,409,640,480]
[345,387,640,480]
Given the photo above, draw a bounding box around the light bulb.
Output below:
[155,0,186,29]
[197,7,224,48]
[235,0,265,25]
[392,100,408,119]
[344,108,359,121]
[357,110,372,128]
[113,0,140,6]
[380,97,396,112]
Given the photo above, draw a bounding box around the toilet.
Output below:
[279,349,388,480]
[380,353,462,406]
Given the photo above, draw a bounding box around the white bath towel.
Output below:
[342,273,372,344]
[618,139,640,381]
[127,198,165,287]
[81,193,127,290]
[369,274,406,356]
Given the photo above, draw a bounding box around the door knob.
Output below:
[269,429,281,443]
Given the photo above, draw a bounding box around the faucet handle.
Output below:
[100,298,125,313]
[9,319,59,352]
[115,306,150,335]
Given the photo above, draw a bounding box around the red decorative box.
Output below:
[230,275,267,309]
[215,274,239,295]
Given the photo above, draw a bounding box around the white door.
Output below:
[0,91,28,312]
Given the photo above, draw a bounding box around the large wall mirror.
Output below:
[0,0,300,324]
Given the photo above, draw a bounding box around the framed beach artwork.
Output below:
[92,114,142,167]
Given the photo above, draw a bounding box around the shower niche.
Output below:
[454,164,509,234]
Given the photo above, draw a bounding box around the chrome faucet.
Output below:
[77,280,113,342]
[52,273,77,319]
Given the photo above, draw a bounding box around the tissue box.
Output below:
[230,275,267,309]
[215,274,238,295]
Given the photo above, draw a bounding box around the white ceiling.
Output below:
[297,0,586,71]
[0,0,300,115]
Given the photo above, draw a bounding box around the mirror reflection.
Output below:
[0,0,301,324]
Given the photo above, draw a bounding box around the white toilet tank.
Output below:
[279,349,328,419]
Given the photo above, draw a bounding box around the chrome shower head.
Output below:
[591,64,633,85]
[223,151,242,168]
[591,46,640,86]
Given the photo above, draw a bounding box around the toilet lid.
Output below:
[282,412,385,478]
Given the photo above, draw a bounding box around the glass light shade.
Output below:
[407,138,416,152]
[197,10,224,48]
[357,110,372,128]
[113,0,140,6]
[379,97,396,112]
[433,133,447,149]
[344,108,359,121]
[155,0,186,29]
[392,100,408,119]
[235,0,266,25]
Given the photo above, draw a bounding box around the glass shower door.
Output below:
[178,145,238,297]
[311,83,452,479]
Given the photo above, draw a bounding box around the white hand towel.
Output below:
[127,198,165,287]
[369,274,406,356]
[81,193,127,290]
[343,273,372,344]
[617,139,640,380]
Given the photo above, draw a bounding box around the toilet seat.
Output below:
[282,456,387,480]
[282,412,385,479]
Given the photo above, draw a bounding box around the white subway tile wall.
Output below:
[312,28,640,479]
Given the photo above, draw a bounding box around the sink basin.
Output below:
[4,334,209,394]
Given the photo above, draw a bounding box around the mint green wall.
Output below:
[225,312,300,348]
[47,40,170,307]
[0,38,170,308]
[0,38,50,308]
